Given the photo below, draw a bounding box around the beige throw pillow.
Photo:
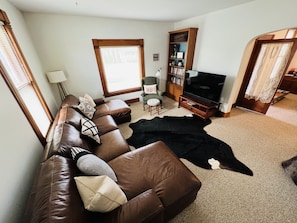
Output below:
[144,84,157,94]
[74,176,127,212]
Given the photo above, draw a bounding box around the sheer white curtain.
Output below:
[245,42,293,103]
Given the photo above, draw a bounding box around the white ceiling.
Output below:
[8,0,256,22]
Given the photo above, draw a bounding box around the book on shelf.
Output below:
[170,76,183,85]
[170,66,185,76]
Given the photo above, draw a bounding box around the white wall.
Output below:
[0,4,42,223]
[24,13,173,101]
[174,0,297,112]
[0,2,47,223]
[1,76,43,223]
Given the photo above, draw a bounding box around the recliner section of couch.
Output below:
[61,94,132,124]
[24,94,202,223]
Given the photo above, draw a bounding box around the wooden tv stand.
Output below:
[178,95,219,119]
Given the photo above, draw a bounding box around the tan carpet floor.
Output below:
[118,96,297,223]
[266,93,297,127]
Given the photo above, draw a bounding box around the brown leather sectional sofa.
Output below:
[24,94,201,223]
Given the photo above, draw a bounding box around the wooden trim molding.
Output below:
[93,39,144,47]
[0,9,53,145]
[0,9,10,25]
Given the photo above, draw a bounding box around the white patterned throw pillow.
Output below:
[71,146,117,181]
[81,117,101,144]
[144,84,157,94]
[81,94,96,108]
[77,99,96,119]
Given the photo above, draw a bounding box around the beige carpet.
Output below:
[266,93,297,127]
[118,96,297,223]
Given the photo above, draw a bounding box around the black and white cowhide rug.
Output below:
[127,116,253,176]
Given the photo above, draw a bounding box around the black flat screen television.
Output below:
[183,71,226,104]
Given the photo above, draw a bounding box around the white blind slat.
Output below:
[0,25,29,88]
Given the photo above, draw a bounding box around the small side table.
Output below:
[147,98,160,115]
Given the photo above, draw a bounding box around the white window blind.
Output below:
[0,24,51,138]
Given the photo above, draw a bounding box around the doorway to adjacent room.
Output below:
[236,28,297,125]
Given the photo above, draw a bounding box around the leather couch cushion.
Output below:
[87,189,164,223]
[93,115,118,135]
[47,123,91,159]
[92,129,131,162]
[59,106,118,135]
[61,94,131,124]
[62,94,80,107]
[24,155,87,223]
[61,106,84,129]
[93,99,130,118]
[108,141,201,221]
[45,120,129,162]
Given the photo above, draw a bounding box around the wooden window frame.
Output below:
[92,39,145,97]
[0,10,53,145]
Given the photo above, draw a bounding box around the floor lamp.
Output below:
[155,67,162,90]
[46,70,69,100]
[155,67,162,78]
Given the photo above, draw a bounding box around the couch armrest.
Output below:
[88,189,164,223]
[94,97,105,105]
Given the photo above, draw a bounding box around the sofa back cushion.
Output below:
[58,106,119,134]
[61,94,80,107]
[45,123,92,159]
[61,106,85,129]
[24,155,88,223]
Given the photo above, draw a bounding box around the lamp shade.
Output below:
[46,70,67,83]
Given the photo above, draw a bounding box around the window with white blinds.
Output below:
[0,11,52,145]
